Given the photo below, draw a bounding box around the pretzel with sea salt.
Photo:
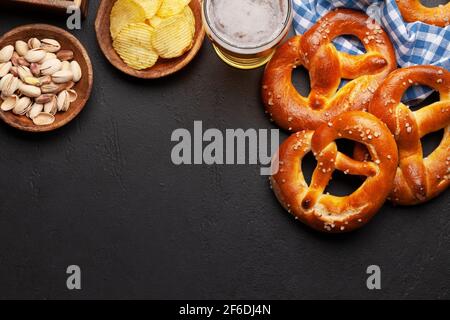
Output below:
[397,0,450,27]
[262,9,396,132]
[363,65,450,205]
[271,111,398,233]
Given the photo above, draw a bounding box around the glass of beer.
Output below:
[202,0,293,70]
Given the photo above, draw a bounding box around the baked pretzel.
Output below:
[363,66,450,205]
[271,112,398,233]
[397,0,450,27]
[262,9,396,132]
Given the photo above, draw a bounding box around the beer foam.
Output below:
[207,0,288,48]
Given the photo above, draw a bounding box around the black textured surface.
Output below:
[0,0,449,300]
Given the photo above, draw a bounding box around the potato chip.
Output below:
[149,7,194,29]
[152,14,194,59]
[182,6,196,37]
[134,0,163,19]
[113,23,159,70]
[110,0,146,39]
[149,15,164,28]
[157,0,191,18]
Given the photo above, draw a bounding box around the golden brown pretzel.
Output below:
[271,112,398,233]
[397,0,450,27]
[364,65,450,205]
[262,9,396,132]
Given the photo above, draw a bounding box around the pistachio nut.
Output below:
[70,61,82,82]
[18,57,30,67]
[40,59,62,76]
[40,39,61,53]
[30,63,40,77]
[44,95,58,115]
[24,48,46,63]
[41,52,57,63]
[27,102,44,119]
[57,90,71,112]
[0,62,12,77]
[15,40,29,56]
[19,83,41,98]
[56,50,74,61]
[0,94,18,111]
[0,72,11,90]
[35,94,54,104]
[17,66,33,82]
[0,45,14,63]
[11,52,20,66]
[28,38,41,49]
[40,83,59,94]
[24,76,40,86]
[52,70,73,84]
[61,61,71,71]
[0,74,20,97]
[0,75,7,91]
[41,81,74,94]
[10,66,18,77]
[33,112,55,126]
[38,75,52,86]
[13,96,32,115]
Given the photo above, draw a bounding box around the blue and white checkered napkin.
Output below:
[292,0,450,103]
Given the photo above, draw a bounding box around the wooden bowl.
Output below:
[0,24,94,132]
[95,0,205,79]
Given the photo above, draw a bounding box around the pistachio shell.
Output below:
[17,66,33,82]
[0,45,14,63]
[56,50,74,61]
[0,73,9,90]
[9,66,18,77]
[41,52,57,63]
[35,94,54,104]
[13,96,32,115]
[44,96,58,115]
[57,90,71,112]
[27,103,44,119]
[61,61,71,71]
[24,77,40,86]
[52,70,73,84]
[0,74,20,97]
[15,40,29,56]
[28,38,41,49]
[70,61,82,82]
[40,59,62,76]
[0,62,12,77]
[67,89,78,103]
[0,94,18,111]
[19,83,41,98]
[30,63,41,77]
[41,81,74,94]
[40,83,59,94]
[40,39,61,53]
[32,112,55,126]
[38,75,52,86]
[11,52,20,66]
[24,49,46,63]
[17,57,30,67]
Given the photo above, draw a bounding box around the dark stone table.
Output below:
[0,0,448,299]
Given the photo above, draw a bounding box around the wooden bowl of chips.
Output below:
[95,0,205,79]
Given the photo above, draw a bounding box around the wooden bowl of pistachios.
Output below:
[0,24,93,132]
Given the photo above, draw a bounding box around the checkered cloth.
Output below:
[292,0,450,103]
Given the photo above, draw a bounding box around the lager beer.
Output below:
[202,0,292,69]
